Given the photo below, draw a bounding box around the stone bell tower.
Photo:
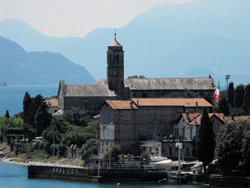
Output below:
[107,32,124,98]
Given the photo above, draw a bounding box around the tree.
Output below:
[196,109,215,175]
[34,102,52,136]
[219,97,230,116]
[216,120,250,175]
[63,107,91,127]
[23,92,32,124]
[102,144,121,162]
[242,84,250,114]
[228,82,234,107]
[5,110,10,118]
[81,138,97,160]
[235,84,245,108]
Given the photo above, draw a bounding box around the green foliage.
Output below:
[63,107,91,127]
[219,97,230,116]
[23,92,32,124]
[228,82,234,107]
[5,110,10,118]
[42,118,98,156]
[102,144,121,162]
[34,102,52,136]
[196,109,215,174]
[80,138,97,160]
[242,84,250,114]
[235,84,245,108]
[216,120,250,175]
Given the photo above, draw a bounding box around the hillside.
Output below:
[0,36,95,84]
[0,0,250,86]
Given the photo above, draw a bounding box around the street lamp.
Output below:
[175,142,182,174]
[225,75,230,90]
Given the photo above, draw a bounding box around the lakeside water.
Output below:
[0,85,58,116]
[0,161,219,188]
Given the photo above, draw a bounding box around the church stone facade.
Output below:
[58,35,215,115]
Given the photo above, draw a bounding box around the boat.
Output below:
[150,155,168,162]
[150,159,179,171]
[190,161,203,173]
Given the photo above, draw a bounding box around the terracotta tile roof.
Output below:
[46,98,58,107]
[131,98,212,107]
[181,112,225,125]
[224,116,250,122]
[106,100,138,110]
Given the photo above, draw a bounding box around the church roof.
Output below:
[131,98,212,107]
[124,78,215,90]
[109,39,122,47]
[65,79,116,97]
[62,77,214,97]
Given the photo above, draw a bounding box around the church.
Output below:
[57,34,215,115]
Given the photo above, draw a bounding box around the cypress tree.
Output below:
[5,110,10,118]
[235,84,245,108]
[228,82,234,107]
[29,94,44,129]
[196,109,215,175]
[219,98,230,116]
[242,84,250,114]
[23,92,32,124]
[34,102,52,136]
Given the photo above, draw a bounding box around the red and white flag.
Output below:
[213,85,220,101]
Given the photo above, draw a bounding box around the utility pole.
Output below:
[53,123,55,156]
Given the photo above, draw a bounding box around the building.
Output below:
[162,112,225,159]
[45,98,60,115]
[99,98,212,155]
[57,35,215,115]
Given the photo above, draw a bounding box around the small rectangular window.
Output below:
[186,148,190,156]
[101,127,105,139]
[106,127,109,139]
[110,128,113,140]
[142,128,146,136]
[166,113,170,120]
[110,112,113,122]
[105,113,109,124]
[169,147,173,156]
[124,112,130,120]
[142,112,147,121]
[154,113,159,121]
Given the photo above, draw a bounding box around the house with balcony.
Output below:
[99,98,213,156]
[161,112,225,160]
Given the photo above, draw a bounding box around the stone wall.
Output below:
[67,145,81,159]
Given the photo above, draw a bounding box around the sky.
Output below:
[0,0,193,37]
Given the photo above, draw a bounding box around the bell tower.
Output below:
[107,32,124,98]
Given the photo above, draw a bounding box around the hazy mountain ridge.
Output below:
[0,0,250,86]
[0,36,95,84]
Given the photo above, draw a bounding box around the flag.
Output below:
[213,85,220,101]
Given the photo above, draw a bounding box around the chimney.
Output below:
[196,102,198,106]
[137,99,139,105]
[194,117,196,123]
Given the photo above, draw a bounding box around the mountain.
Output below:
[0,0,250,86]
[0,36,95,84]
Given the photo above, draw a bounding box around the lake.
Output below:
[0,85,58,116]
[0,161,218,188]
